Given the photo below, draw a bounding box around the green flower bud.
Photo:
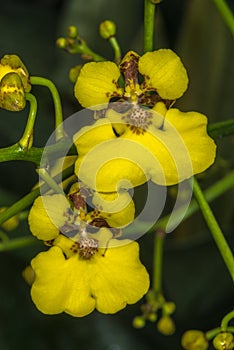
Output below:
[67,26,78,39]
[0,207,19,231]
[157,316,176,336]
[132,316,145,329]
[213,332,234,350]
[0,72,26,111]
[69,65,82,84]
[99,20,116,39]
[181,330,209,350]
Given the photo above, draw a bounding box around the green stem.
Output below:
[0,229,9,242]
[81,42,105,62]
[0,189,40,227]
[0,164,74,227]
[125,170,234,237]
[0,236,38,251]
[0,138,76,165]
[156,170,234,232]
[153,229,165,292]
[36,168,64,195]
[144,0,156,52]
[206,326,234,340]
[19,93,37,149]
[193,177,234,281]
[208,119,234,138]
[221,310,234,331]
[213,0,234,36]
[30,76,65,141]
[109,37,122,64]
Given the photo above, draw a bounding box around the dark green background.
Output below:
[0,0,233,349]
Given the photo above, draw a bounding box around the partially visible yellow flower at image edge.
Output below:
[30,230,150,317]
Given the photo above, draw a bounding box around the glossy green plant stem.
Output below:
[206,326,234,340]
[144,0,156,52]
[0,236,38,252]
[37,168,64,195]
[213,0,234,36]
[126,170,234,236]
[221,310,234,331]
[109,37,122,64]
[0,138,76,165]
[193,177,234,281]
[153,229,165,292]
[30,76,65,141]
[155,170,234,231]
[0,189,40,227]
[208,119,234,138]
[19,93,37,149]
[0,165,74,227]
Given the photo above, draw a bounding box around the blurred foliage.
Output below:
[0,0,233,349]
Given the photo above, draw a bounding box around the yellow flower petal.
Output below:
[164,108,216,177]
[31,246,96,316]
[74,61,123,109]
[139,49,188,99]
[30,234,149,316]
[75,138,149,192]
[74,118,148,191]
[73,118,117,156]
[120,107,216,185]
[92,240,149,314]
[28,194,71,241]
[92,191,135,228]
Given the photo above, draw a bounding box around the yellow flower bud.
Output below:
[0,54,31,92]
[181,330,209,350]
[157,316,176,336]
[163,301,176,315]
[0,207,19,231]
[0,72,26,111]
[132,316,146,329]
[22,265,35,286]
[148,312,157,322]
[99,20,116,39]
[0,54,30,111]
[56,37,67,49]
[213,332,234,350]
[67,26,78,38]
[69,65,82,83]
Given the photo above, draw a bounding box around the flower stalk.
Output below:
[153,229,165,292]
[144,0,156,52]
[213,0,234,36]
[19,92,37,149]
[30,76,65,141]
[192,177,234,281]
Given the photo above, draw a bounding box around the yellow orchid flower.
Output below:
[28,187,135,241]
[73,105,216,191]
[74,49,188,109]
[30,229,150,316]
[73,48,216,191]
